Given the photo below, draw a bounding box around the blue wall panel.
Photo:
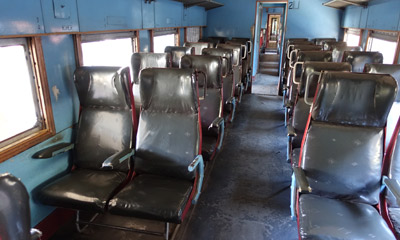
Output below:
[342,6,361,28]
[77,0,142,31]
[180,28,185,45]
[182,6,206,27]
[139,30,151,52]
[142,1,155,29]
[41,0,80,33]
[359,8,368,29]
[0,0,45,35]
[366,0,400,31]
[154,0,183,28]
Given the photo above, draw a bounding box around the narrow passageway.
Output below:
[176,74,298,240]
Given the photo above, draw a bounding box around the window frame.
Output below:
[366,29,399,64]
[74,31,139,67]
[0,37,55,162]
[151,28,179,53]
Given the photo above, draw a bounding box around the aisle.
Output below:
[176,74,298,240]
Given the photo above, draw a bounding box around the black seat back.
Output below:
[386,120,400,208]
[0,173,32,240]
[332,45,362,62]
[343,51,383,72]
[301,71,397,204]
[183,42,213,55]
[131,53,171,113]
[74,67,133,172]
[164,46,195,68]
[181,55,223,136]
[135,68,200,180]
[217,43,243,66]
[313,38,336,45]
[323,41,346,51]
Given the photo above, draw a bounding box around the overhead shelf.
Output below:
[172,0,224,10]
[322,0,369,9]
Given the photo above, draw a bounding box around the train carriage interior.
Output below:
[2,0,400,239]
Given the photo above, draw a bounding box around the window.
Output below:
[344,28,361,47]
[153,29,179,53]
[0,37,55,161]
[367,30,398,64]
[76,32,137,67]
[186,27,201,43]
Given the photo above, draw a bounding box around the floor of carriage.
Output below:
[49,74,298,240]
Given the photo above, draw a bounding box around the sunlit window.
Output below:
[78,32,137,67]
[344,28,360,47]
[0,37,54,161]
[0,44,39,142]
[153,34,176,53]
[368,38,397,64]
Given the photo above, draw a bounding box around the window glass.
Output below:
[0,42,40,142]
[369,38,397,64]
[186,27,200,43]
[345,33,360,46]
[153,34,176,53]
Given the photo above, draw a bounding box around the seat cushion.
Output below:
[389,207,400,237]
[108,174,193,223]
[299,194,395,240]
[202,135,218,161]
[40,169,127,212]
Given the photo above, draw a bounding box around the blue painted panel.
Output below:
[0,128,74,226]
[342,6,361,28]
[360,7,368,29]
[0,0,44,35]
[77,0,142,31]
[183,6,206,27]
[41,0,79,33]
[366,0,400,31]
[142,1,155,29]
[41,35,79,132]
[154,0,183,28]
[139,30,151,52]
[180,28,185,45]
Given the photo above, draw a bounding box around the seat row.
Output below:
[0,38,254,240]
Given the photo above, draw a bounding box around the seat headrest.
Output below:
[131,53,171,84]
[164,46,194,55]
[311,71,397,127]
[343,51,383,72]
[292,45,322,51]
[183,42,213,55]
[202,48,233,73]
[365,64,400,102]
[314,38,336,45]
[332,46,362,62]
[140,68,198,114]
[74,66,131,108]
[181,55,222,89]
[323,41,346,51]
[216,44,242,66]
[297,51,332,62]
[299,62,352,97]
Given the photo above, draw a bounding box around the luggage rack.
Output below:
[322,0,369,9]
[172,0,223,10]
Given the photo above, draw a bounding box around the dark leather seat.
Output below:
[0,173,42,240]
[202,48,236,122]
[131,53,171,118]
[36,67,134,213]
[323,41,346,51]
[164,46,195,68]
[332,45,362,62]
[181,55,225,161]
[365,63,400,146]
[294,71,397,239]
[217,43,245,103]
[343,51,383,72]
[226,39,252,90]
[183,42,213,55]
[313,38,336,45]
[108,68,204,224]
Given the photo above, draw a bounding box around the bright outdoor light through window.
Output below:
[369,38,397,64]
[153,34,175,53]
[81,38,133,67]
[0,45,39,142]
[345,33,360,47]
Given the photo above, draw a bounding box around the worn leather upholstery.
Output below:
[332,45,362,62]
[131,53,171,114]
[181,55,224,161]
[0,173,39,240]
[184,42,213,55]
[40,67,133,212]
[298,71,397,239]
[323,41,346,51]
[108,68,201,223]
[343,51,383,72]
[164,46,195,68]
[299,194,395,240]
[313,38,336,45]
[202,48,236,121]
